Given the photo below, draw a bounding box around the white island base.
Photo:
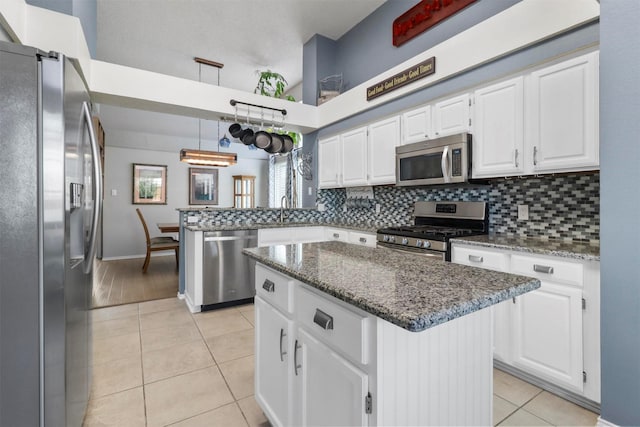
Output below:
[254,264,493,427]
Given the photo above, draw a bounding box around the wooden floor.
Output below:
[92,255,178,308]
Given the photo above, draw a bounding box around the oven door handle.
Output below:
[441,145,451,183]
[377,242,445,260]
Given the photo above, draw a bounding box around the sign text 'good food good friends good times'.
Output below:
[366,57,436,101]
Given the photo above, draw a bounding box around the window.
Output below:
[269,137,303,208]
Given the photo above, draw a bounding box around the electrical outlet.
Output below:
[317,203,325,212]
[111,189,117,196]
[375,204,381,214]
[343,205,347,213]
[517,204,529,221]
[308,186,312,196]
[187,215,198,223]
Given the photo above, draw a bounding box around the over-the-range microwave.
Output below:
[396,133,472,186]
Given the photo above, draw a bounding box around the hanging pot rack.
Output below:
[220,99,287,129]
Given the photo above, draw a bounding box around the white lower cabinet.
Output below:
[512,281,584,391]
[295,328,369,426]
[254,263,495,426]
[451,243,600,403]
[255,297,294,426]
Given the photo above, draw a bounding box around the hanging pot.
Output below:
[280,134,294,153]
[241,128,255,145]
[254,131,272,149]
[229,123,243,138]
[265,133,284,154]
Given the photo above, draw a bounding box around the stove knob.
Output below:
[389,236,396,243]
[422,241,431,249]
[401,238,409,245]
[415,240,423,247]
[383,235,390,242]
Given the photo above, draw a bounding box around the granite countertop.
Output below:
[450,234,600,261]
[185,222,379,234]
[243,241,540,332]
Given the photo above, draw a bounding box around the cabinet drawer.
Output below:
[451,245,508,271]
[258,228,293,247]
[511,254,583,287]
[293,226,325,243]
[255,264,294,314]
[295,285,370,365]
[348,231,376,248]
[325,227,349,242]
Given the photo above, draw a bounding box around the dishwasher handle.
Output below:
[204,235,257,242]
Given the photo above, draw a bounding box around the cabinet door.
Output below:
[318,135,341,188]
[512,282,584,391]
[401,105,432,144]
[368,116,400,185]
[433,93,470,137]
[255,297,293,427]
[294,328,369,426]
[528,52,599,172]
[341,127,368,187]
[472,77,525,178]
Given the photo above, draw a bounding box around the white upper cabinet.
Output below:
[401,105,432,144]
[472,76,525,178]
[527,51,599,172]
[368,116,401,185]
[433,93,471,137]
[318,135,341,189]
[341,126,369,186]
[317,117,400,189]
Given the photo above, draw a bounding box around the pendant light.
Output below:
[180,57,237,167]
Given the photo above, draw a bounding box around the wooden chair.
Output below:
[136,208,179,273]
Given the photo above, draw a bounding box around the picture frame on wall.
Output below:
[189,168,218,205]
[132,163,167,204]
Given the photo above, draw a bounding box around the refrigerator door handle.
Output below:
[82,102,102,274]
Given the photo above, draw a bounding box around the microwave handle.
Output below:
[441,145,451,183]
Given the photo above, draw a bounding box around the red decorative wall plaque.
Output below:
[393,0,478,47]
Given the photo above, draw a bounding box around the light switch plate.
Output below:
[187,215,198,223]
[517,204,529,221]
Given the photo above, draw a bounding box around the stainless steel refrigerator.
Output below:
[0,41,102,426]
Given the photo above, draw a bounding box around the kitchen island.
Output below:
[243,241,540,426]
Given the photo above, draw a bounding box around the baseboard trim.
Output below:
[597,416,618,427]
[493,360,600,414]
[101,251,175,261]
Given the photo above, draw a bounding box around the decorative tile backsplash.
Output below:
[182,172,599,243]
[317,172,600,242]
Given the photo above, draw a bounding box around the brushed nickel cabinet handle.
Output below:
[262,279,275,292]
[359,237,367,243]
[533,146,538,166]
[469,255,484,263]
[313,309,334,330]
[294,340,301,376]
[533,264,554,274]
[333,233,340,238]
[515,149,519,168]
[279,328,287,362]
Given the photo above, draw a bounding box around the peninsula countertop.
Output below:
[243,241,540,332]
[451,234,600,261]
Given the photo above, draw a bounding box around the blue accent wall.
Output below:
[334,0,521,93]
[600,0,640,424]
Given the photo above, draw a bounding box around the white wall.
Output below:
[102,145,268,259]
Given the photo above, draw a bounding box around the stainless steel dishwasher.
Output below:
[202,229,258,308]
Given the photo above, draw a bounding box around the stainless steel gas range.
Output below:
[377,201,488,261]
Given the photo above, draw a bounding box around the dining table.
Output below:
[156,223,180,233]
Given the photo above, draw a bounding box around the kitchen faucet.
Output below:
[280,195,289,223]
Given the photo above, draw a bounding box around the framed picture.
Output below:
[189,168,219,205]
[132,163,167,204]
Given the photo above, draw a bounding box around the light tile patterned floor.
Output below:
[85,297,598,427]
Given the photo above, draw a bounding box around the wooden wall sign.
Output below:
[367,57,435,101]
[393,0,478,47]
